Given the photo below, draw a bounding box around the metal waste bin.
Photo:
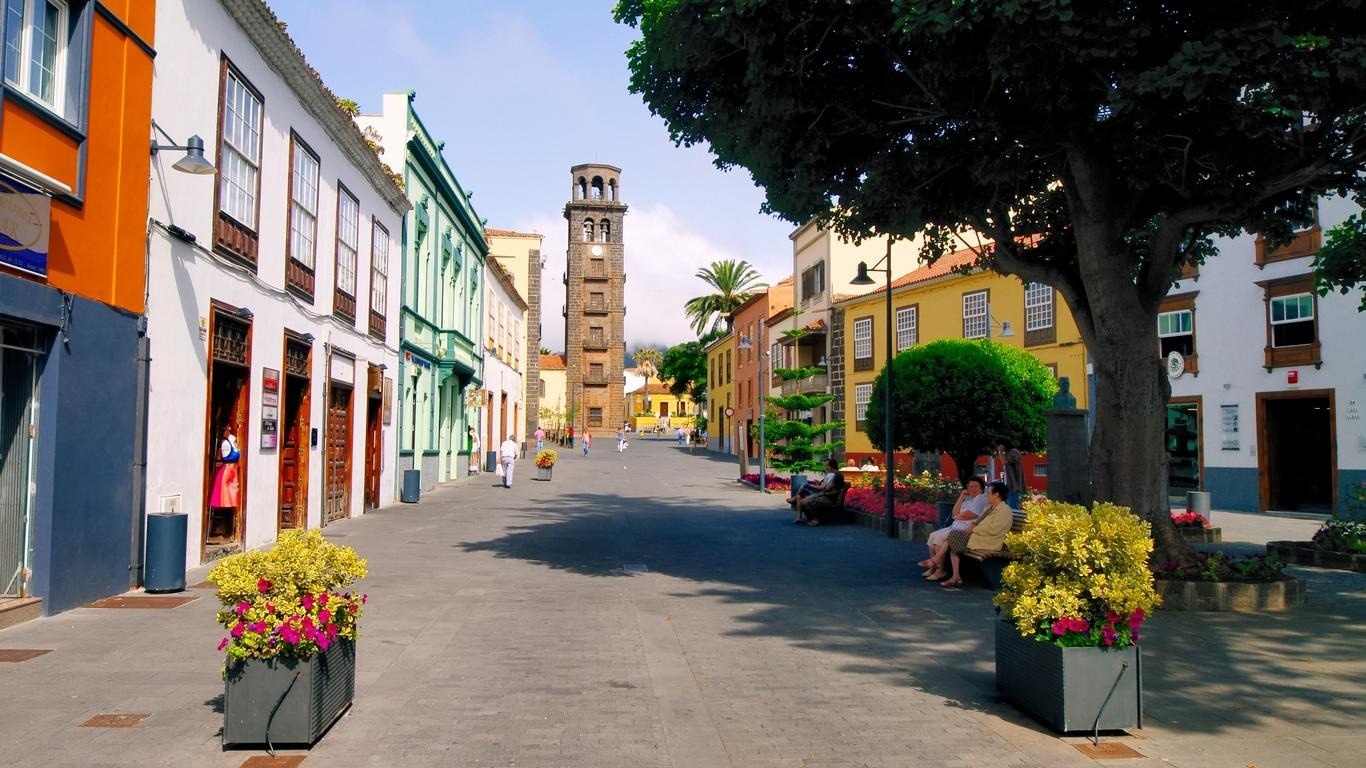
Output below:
[145,512,187,593]
[1187,490,1211,521]
[936,500,956,528]
[485,450,498,473]
[401,469,421,503]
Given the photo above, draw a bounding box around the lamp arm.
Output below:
[150,119,192,152]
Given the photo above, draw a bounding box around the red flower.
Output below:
[257,578,272,594]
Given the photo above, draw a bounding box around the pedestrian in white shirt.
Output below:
[499,436,519,488]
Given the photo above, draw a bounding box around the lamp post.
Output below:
[738,326,767,492]
[984,302,1014,480]
[851,238,898,538]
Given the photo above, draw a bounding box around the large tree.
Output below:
[659,340,708,406]
[683,259,767,336]
[866,340,1055,486]
[616,0,1366,560]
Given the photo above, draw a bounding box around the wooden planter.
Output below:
[223,639,355,747]
[995,621,1142,733]
[536,466,553,481]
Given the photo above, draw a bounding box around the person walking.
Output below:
[996,438,1025,509]
[534,427,545,452]
[676,426,686,445]
[467,427,480,475]
[499,435,519,488]
[582,431,591,456]
[616,426,626,453]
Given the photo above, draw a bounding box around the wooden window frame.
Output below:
[854,382,873,432]
[1158,291,1199,375]
[1255,227,1321,267]
[213,56,264,268]
[852,316,873,372]
[895,304,918,352]
[369,218,389,340]
[962,290,988,339]
[1023,283,1057,347]
[284,132,319,300]
[333,182,359,322]
[1258,273,1321,370]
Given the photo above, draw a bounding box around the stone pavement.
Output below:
[0,437,1362,767]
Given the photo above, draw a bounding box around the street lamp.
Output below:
[737,326,767,493]
[985,300,1015,340]
[850,238,898,539]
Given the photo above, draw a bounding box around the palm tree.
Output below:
[634,346,662,417]
[683,260,766,336]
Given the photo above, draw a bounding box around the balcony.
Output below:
[583,373,611,386]
[584,303,609,315]
[585,269,608,281]
[780,373,828,396]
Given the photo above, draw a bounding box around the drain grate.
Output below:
[622,563,648,573]
[86,595,199,609]
[1073,741,1144,759]
[0,649,51,662]
[239,756,307,768]
[80,713,149,728]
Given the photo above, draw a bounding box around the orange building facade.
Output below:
[0,2,155,614]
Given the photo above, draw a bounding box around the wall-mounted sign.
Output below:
[383,377,394,425]
[1220,404,1239,451]
[1166,351,1186,379]
[260,368,280,448]
[0,176,51,278]
[331,352,355,385]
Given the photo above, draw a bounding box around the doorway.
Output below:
[1259,391,1335,513]
[324,383,353,524]
[1166,398,1202,496]
[0,322,42,598]
[204,308,251,559]
[364,364,382,510]
[277,336,311,531]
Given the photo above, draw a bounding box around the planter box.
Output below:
[995,621,1141,733]
[1268,541,1366,573]
[223,639,355,747]
[536,466,553,481]
[1178,526,1222,543]
[1155,577,1305,612]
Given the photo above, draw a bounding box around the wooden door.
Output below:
[277,376,309,529]
[324,385,353,524]
[364,396,382,509]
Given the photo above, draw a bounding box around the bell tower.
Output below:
[563,164,627,436]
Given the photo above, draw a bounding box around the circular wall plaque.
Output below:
[590,245,603,256]
[1166,350,1186,379]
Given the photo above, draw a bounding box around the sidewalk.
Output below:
[0,441,1361,767]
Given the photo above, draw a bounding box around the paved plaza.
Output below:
[0,438,1362,767]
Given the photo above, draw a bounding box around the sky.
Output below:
[267,0,799,352]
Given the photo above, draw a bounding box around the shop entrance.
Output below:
[1259,391,1335,514]
[204,308,251,559]
[324,384,353,524]
[277,336,311,530]
[363,364,382,510]
[0,322,42,598]
[1166,399,1202,496]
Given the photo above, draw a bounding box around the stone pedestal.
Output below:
[1045,409,1091,506]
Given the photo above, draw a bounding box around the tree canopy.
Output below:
[659,341,708,406]
[683,259,766,336]
[617,0,1366,559]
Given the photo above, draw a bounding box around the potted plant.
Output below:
[209,529,368,748]
[993,500,1161,733]
[535,448,558,480]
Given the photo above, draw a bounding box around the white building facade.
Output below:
[147,0,407,564]
[478,260,528,457]
[1165,195,1365,518]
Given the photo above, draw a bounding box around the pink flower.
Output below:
[279,626,300,644]
[1101,626,1117,646]
[360,594,368,604]
[234,601,250,616]
[266,603,276,613]
[249,621,267,634]
[1106,611,1121,624]
[318,609,331,624]
[302,594,314,612]
[318,593,329,607]
[230,622,245,638]
[1127,609,1146,630]
[325,622,338,637]
[217,638,229,651]
[257,578,272,594]
[1051,619,1069,636]
[316,635,331,651]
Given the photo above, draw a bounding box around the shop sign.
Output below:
[260,368,280,448]
[0,176,51,278]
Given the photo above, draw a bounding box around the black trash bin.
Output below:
[401,469,421,503]
[485,450,498,473]
[145,512,188,593]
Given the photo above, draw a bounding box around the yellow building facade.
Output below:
[836,248,1089,471]
[705,333,736,454]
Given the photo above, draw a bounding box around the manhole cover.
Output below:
[622,563,648,573]
[86,596,198,609]
[0,649,51,663]
[80,713,149,728]
[1074,741,1144,759]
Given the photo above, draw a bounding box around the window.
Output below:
[853,317,873,371]
[725,349,731,384]
[1157,292,1198,374]
[285,135,320,298]
[1024,283,1056,346]
[215,58,264,264]
[369,220,389,338]
[589,362,604,380]
[1260,274,1320,369]
[588,407,603,427]
[962,291,987,339]
[587,326,605,348]
[589,258,605,278]
[4,0,69,115]
[588,291,605,312]
[333,185,359,320]
[895,305,918,352]
[854,383,873,430]
[801,262,826,303]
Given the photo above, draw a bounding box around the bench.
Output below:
[962,508,1028,588]
[795,485,852,525]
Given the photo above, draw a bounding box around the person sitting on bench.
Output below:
[796,460,848,526]
[925,481,1013,586]
[786,458,839,517]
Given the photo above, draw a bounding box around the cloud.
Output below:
[520,203,785,353]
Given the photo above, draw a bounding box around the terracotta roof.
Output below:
[835,246,982,305]
[803,319,827,332]
[539,354,567,370]
[484,228,542,240]
[775,274,795,286]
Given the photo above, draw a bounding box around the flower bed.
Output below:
[843,490,937,523]
[1171,511,1210,528]
[740,473,790,491]
[1153,551,1285,583]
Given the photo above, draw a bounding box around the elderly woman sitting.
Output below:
[923,481,1013,587]
[919,477,987,575]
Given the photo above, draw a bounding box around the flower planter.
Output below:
[1178,526,1222,543]
[536,466,553,481]
[1267,541,1366,573]
[1154,576,1305,611]
[995,621,1142,733]
[223,638,355,747]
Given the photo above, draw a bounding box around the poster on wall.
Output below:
[383,377,393,425]
[1220,404,1239,451]
[261,368,280,449]
[0,175,51,278]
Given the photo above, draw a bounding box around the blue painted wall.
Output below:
[1204,467,1261,514]
[1339,469,1366,521]
[1,276,139,614]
